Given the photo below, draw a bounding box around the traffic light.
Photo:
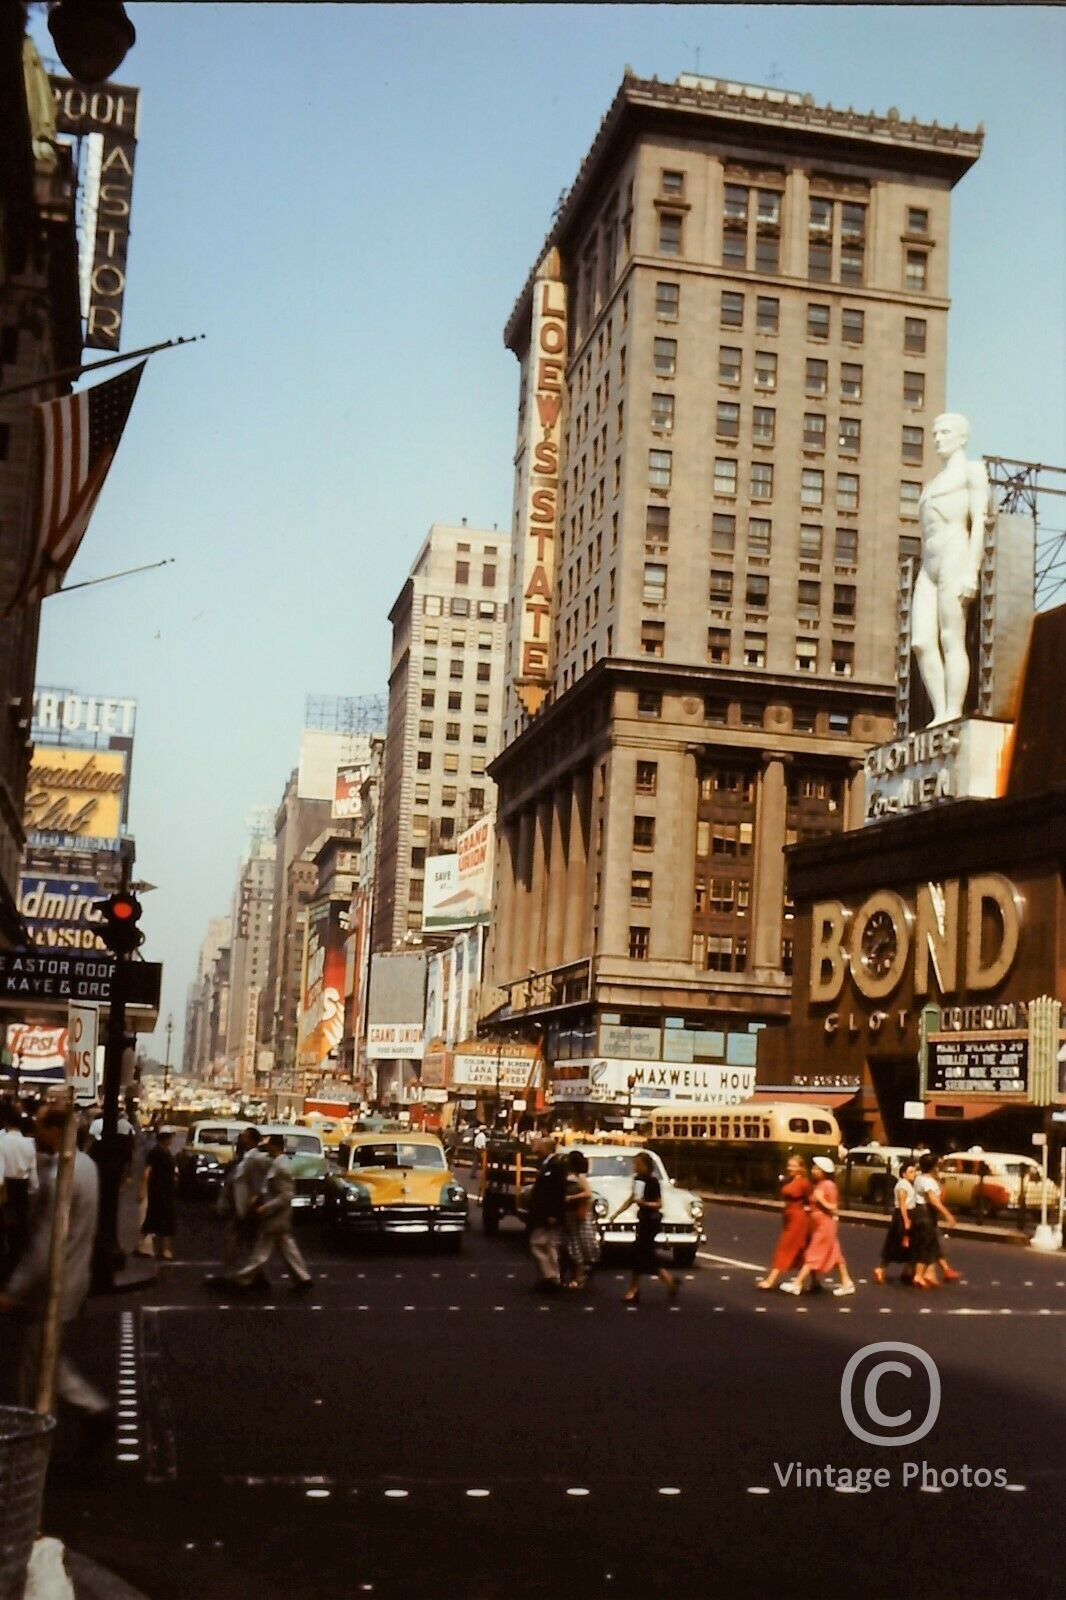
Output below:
[95,891,144,956]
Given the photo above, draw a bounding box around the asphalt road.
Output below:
[34,1188,1066,1600]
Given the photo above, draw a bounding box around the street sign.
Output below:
[1032,1132,1048,1147]
[66,1002,99,1104]
[0,951,162,1013]
[903,1100,927,1120]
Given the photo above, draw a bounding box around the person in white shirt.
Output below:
[912,1153,961,1289]
[0,1102,39,1276]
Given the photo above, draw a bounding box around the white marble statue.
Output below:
[911,413,989,726]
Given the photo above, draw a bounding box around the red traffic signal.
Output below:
[95,891,144,955]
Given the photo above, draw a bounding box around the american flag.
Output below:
[7,360,146,609]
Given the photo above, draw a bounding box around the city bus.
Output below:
[642,1100,842,1194]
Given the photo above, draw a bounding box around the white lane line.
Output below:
[697,1250,765,1272]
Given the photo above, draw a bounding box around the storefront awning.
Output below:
[750,1088,859,1109]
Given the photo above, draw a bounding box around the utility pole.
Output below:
[91,852,144,1291]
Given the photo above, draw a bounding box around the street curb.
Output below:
[66,1550,152,1600]
[698,1189,1031,1246]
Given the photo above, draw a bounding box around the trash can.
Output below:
[0,1408,55,1600]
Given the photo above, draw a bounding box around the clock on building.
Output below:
[859,909,899,978]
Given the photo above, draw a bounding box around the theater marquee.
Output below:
[515,249,566,716]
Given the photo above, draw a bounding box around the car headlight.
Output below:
[592,1195,609,1219]
[343,1183,371,1205]
[441,1183,467,1205]
[196,1154,221,1171]
[689,1199,704,1222]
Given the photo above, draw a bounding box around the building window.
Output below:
[636,761,658,794]
[709,568,733,604]
[748,518,771,558]
[721,291,744,327]
[449,658,464,679]
[631,871,653,906]
[477,600,496,619]
[468,787,485,813]
[801,469,824,507]
[807,304,830,340]
[478,630,492,651]
[750,462,774,501]
[422,659,437,679]
[905,249,928,291]
[797,524,819,563]
[649,449,672,489]
[472,724,488,745]
[841,363,863,402]
[904,316,927,354]
[902,426,924,464]
[421,690,435,708]
[806,358,827,397]
[745,573,769,610]
[451,597,470,617]
[441,785,457,808]
[831,639,855,678]
[423,594,442,617]
[637,691,661,719]
[756,295,779,334]
[476,662,491,681]
[482,564,496,586]
[653,336,677,376]
[834,526,858,565]
[442,752,459,774]
[655,281,679,319]
[716,401,740,440]
[658,211,683,256]
[744,631,766,668]
[455,560,469,584]
[629,925,650,960]
[651,392,675,432]
[661,168,685,196]
[643,562,667,603]
[470,754,486,774]
[903,370,925,408]
[711,513,736,554]
[797,579,821,615]
[707,627,731,664]
[803,413,826,451]
[718,345,741,385]
[752,406,775,445]
[416,750,432,771]
[451,627,467,648]
[714,458,738,497]
[754,350,777,391]
[474,692,489,712]
[633,815,656,849]
[723,183,748,226]
[907,206,929,234]
[414,783,430,805]
[842,307,864,344]
[640,619,665,657]
[704,695,728,725]
[646,504,670,544]
[833,583,856,620]
[447,692,462,711]
[808,196,832,280]
[838,417,861,455]
[837,473,859,512]
[900,481,922,518]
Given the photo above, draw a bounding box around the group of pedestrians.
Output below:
[757,1149,960,1295]
[204,1127,313,1293]
[527,1142,679,1303]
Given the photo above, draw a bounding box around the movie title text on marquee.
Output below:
[515,253,566,715]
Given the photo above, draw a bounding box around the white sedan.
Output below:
[559,1145,705,1268]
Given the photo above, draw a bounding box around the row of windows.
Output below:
[650,458,923,519]
[416,722,490,745]
[422,658,494,682]
[423,625,496,649]
[661,281,929,357]
[704,569,857,615]
[423,595,499,620]
[420,690,492,712]
[632,689,854,735]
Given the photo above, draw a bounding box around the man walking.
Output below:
[0,1101,38,1276]
[232,1134,313,1293]
[205,1127,271,1288]
[526,1136,567,1293]
[0,1104,112,1452]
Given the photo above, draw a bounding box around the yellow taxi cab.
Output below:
[176,1119,248,1198]
[322,1131,468,1250]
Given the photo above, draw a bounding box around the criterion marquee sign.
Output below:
[925,1032,1029,1095]
[515,250,567,715]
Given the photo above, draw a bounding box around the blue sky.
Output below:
[27,4,1065,1059]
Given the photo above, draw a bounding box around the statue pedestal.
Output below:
[863,717,1012,825]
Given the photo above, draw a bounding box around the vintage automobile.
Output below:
[321,1131,468,1248]
[938,1150,1058,1218]
[256,1124,331,1216]
[835,1144,921,1208]
[176,1120,247,1198]
[486,1143,704,1268]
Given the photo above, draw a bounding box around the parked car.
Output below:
[322,1132,468,1249]
[176,1120,247,1198]
[836,1145,919,1208]
[255,1125,331,1216]
[938,1150,1059,1218]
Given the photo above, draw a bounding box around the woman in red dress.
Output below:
[781,1156,856,1297]
[756,1154,812,1290]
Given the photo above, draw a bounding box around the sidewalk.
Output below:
[67,1550,152,1600]
[699,1187,1031,1245]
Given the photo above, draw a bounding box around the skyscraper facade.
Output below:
[486,72,982,1089]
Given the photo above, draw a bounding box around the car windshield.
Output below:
[198,1127,240,1146]
[586,1153,666,1181]
[282,1135,322,1156]
[348,1143,446,1171]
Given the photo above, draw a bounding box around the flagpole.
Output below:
[51,557,174,596]
[0,335,204,402]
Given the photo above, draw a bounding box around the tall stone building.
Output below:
[487,72,982,1095]
[224,830,275,1089]
[371,522,511,953]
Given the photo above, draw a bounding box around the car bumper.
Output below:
[599,1224,704,1248]
[333,1205,468,1235]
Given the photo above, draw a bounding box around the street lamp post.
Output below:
[162,1013,173,1103]
[626,1074,637,1125]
